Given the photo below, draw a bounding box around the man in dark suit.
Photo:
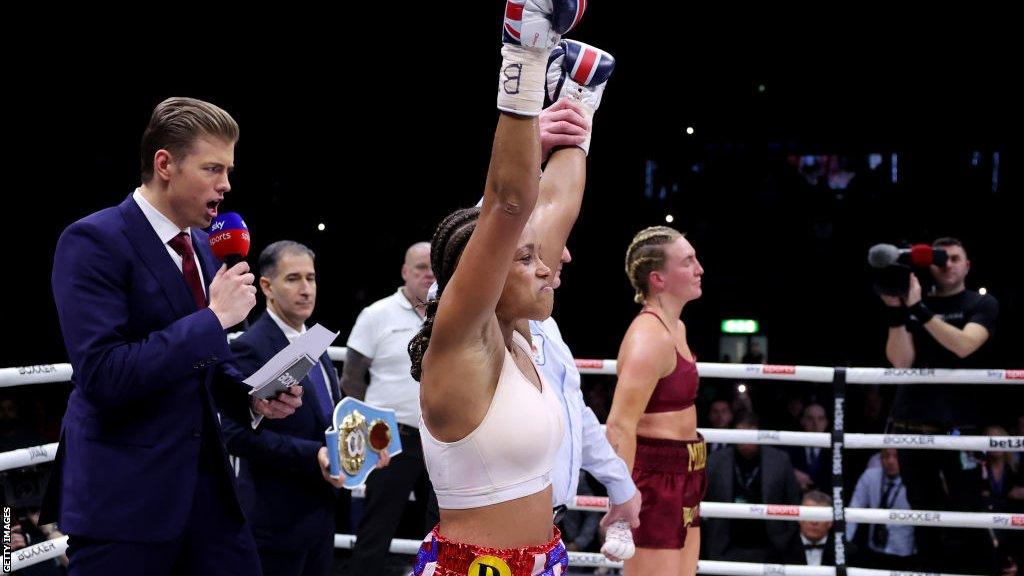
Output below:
[47,97,302,575]
[701,412,801,563]
[222,240,345,576]
[785,403,832,491]
[782,490,850,566]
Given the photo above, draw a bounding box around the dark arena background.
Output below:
[4,5,1022,575]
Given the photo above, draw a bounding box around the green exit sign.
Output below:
[721,319,759,334]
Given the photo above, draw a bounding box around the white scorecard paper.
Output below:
[244,323,339,399]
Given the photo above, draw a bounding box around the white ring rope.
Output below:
[5,428,1022,474]
[0,442,58,472]
[5,356,1023,388]
[342,488,1024,530]
[332,535,986,576]
[843,433,1024,451]
[561,498,1024,530]
[845,367,1024,385]
[0,364,73,388]
[3,353,1021,573]
[10,532,990,575]
[8,535,68,573]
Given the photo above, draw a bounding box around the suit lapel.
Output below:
[191,227,218,293]
[118,195,196,318]
[317,350,339,427]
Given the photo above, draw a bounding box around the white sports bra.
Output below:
[421,330,565,509]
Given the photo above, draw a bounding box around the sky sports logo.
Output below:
[767,505,801,516]
[762,365,796,375]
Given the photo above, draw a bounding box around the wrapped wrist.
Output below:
[909,301,934,323]
[885,305,909,327]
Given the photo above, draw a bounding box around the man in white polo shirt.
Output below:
[341,241,437,573]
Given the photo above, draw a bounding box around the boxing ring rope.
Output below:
[10,533,992,576]
[5,426,1021,475]
[6,356,1023,388]
[0,364,73,388]
[0,442,58,472]
[8,536,69,573]
[3,356,1021,575]
[3,434,1019,529]
[330,536,989,576]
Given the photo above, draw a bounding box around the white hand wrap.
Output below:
[497,44,550,117]
[601,520,636,560]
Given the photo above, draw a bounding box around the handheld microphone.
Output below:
[208,212,250,267]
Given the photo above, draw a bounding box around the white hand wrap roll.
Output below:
[600,520,636,560]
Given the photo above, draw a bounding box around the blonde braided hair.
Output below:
[624,226,683,304]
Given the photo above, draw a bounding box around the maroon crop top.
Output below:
[639,311,699,413]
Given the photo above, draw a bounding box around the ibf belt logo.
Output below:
[468,555,511,576]
[762,365,796,375]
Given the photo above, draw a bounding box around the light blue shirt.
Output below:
[848,466,915,557]
[529,317,636,507]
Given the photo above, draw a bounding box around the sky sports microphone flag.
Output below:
[208,212,250,267]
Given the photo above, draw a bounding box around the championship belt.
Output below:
[325,397,403,488]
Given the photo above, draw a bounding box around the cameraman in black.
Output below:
[880,237,1000,572]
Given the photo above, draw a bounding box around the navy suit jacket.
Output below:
[221,311,340,549]
[785,445,833,490]
[44,193,252,541]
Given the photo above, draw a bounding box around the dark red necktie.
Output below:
[168,232,207,309]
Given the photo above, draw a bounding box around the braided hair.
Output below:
[408,207,481,381]
[624,226,682,304]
